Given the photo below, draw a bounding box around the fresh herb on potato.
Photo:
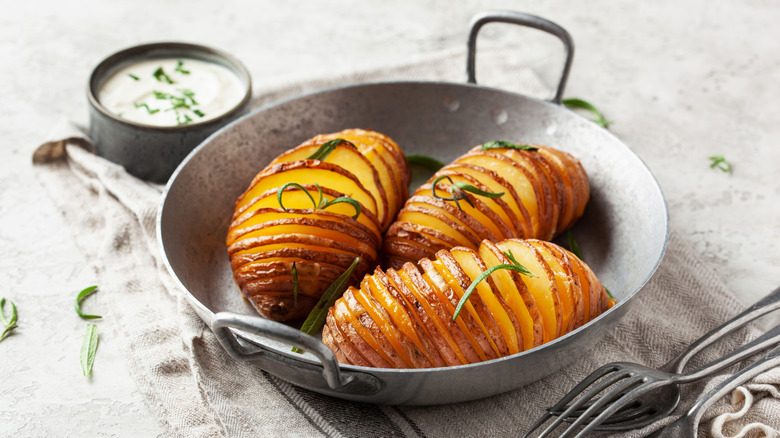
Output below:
[481,140,538,152]
[277,182,361,219]
[306,138,354,161]
[431,175,504,212]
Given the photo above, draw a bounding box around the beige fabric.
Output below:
[33,49,779,437]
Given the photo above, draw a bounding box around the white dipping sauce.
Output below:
[98,58,245,126]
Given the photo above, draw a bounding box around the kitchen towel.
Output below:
[33,48,779,437]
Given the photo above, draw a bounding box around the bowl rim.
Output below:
[87,41,252,131]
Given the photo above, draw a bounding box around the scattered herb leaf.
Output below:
[293,257,361,353]
[319,196,361,220]
[175,60,190,74]
[431,175,504,211]
[178,88,198,105]
[128,74,140,81]
[134,103,159,115]
[292,262,299,306]
[152,66,174,84]
[80,323,99,377]
[306,138,352,161]
[566,230,583,260]
[453,251,535,320]
[278,182,318,211]
[75,286,102,320]
[708,155,732,173]
[193,109,205,118]
[177,112,193,125]
[0,297,19,344]
[562,98,612,128]
[406,154,445,171]
[481,140,538,152]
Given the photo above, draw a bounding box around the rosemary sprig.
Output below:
[292,262,299,306]
[431,175,504,211]
[153,66,174,84]
[175,60,190,74]
[708,155,732,173]
[80,323,99,377]
[406,154,445,171]
[0,297,18,344]
[75,286,101,320]
[306,138,353,161]
[481,140,538,152]
[277,182,361,219]
[562,98,612,128]
[453,250,535,320]
[293,257,361,353]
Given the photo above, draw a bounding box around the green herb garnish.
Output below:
[562,98,612,128]
[80,323,99,377]
[134,103,159,114]
[453,250,535,320]
[174,61,190,74]
[75,286,101,320]
[481,140,538,152]
[293,257,361,353]
[193,109,205,118]
[566,230,583,260]
[431,175,504,211]
[128,74,140,81]
[306,138,353,161]
[153,66,174,84]
[179,89,198,105]
[0,297,18,344]
[176,113,193,126]
[292,262,299,306]
[406,154,445,171]
[708,155,732,173]
[277,182,361,219]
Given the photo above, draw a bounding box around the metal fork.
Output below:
[522,285,780,438]
[649,343,780,438]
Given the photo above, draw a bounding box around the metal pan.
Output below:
[157,11,669,405]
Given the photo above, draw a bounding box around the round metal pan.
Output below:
[157,11,669,405]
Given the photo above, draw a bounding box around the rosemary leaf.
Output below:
[80,324,99,377]
[75,286,101,320]
[406,154,445,171]
[320,196,361,220]
[562,98,612,128]
[481,140,538,152]
[0,297,19,344]
[708,155,732,173]
[306,138,352,161]
[293,257,361,353]
[277,182,318,211]
[453,182,504,198]
[453,254,535,320]
[432,175,503,211]
[292,262,299,306]
[566,230,583,260]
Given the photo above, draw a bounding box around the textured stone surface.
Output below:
[1,0,778,435]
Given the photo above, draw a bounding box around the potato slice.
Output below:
[333,297,395,368]
[478,240,544,351]
[527,240,584,333]
[496,239,562,342]
[498,148,556,240]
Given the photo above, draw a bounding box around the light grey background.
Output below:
[2,0,778,435]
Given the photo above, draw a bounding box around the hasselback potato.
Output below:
[383,142,589,269]
[227,129,410,321]
[322,238,613,368]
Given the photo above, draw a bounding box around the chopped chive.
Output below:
[708,155,732,173]
[174,60,190,74]
[134,103,159,115]
[193,109,205,118]
[128,73,140,81]
[153,67,174,84]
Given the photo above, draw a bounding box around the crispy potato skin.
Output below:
[227,129,408,322]
[383,144,590,269]
[323,238,613,368]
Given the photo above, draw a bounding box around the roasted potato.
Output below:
[383,143,589,269]
[227,129,410,321]
[322,238,613,368]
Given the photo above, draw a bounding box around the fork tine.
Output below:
[570,376,650,437]
[521,364,622,438]
[531,368,635,437]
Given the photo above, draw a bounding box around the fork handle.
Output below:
[683,344,780,432]
[675,322,780,383]
[666,285,780,374]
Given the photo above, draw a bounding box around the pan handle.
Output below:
[467,10,574,104]
[211,312,383,395]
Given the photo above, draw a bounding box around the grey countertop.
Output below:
[2,0,779,435]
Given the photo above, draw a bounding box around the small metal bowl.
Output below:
[87,42,252,183]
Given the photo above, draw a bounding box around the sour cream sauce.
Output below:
[98,58,245,127]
